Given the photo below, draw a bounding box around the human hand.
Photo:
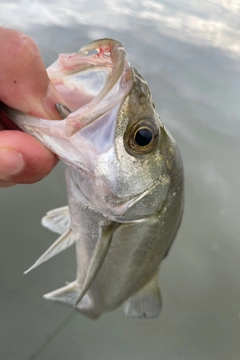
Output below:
[0,27,65,187]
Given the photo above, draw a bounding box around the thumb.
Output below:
[0,27,64,119]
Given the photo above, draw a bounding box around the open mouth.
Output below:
[47,38,133,137]
[2,39,133,167]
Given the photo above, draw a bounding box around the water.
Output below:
[1,1,240,359]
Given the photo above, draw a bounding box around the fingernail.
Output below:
[42,80,66,120]
[0,149,25,178]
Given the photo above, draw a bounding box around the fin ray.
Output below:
[43,281,80,305]
[41,206,70,234]
[124,274,162,318]
[75,223,117,306]
[24,229,75,274]
[43,281,99,319]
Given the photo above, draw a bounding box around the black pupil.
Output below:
[135,128,153,147]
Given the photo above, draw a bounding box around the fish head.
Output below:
[4,39,177,220]
[94,68,174,220]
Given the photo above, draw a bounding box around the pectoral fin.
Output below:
[41,206,70,234]
[24,229,75,274]
[124,274,162,318]
[75,222,117,307]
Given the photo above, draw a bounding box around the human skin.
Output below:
[0,27,66,187]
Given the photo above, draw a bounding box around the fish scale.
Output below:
[3,38,184,319]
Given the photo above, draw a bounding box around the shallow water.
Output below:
[1,1,240,359]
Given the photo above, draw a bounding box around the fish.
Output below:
[4,38,184,319]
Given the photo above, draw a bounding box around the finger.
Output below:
[0,109,19,130]
[0,27,65,187]
[0,27,65,119]
[0,131,58,187]
[0,180,16,188]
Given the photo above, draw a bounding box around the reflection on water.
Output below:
[1,0,240,56]
[1,1,240,360]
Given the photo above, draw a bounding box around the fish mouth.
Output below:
[3,39,133,167]
[49,38,133,137]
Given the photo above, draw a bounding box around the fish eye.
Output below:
[125,119,159,155]
[134,128,153,147]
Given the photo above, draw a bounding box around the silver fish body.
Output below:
[5,39,184,318]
